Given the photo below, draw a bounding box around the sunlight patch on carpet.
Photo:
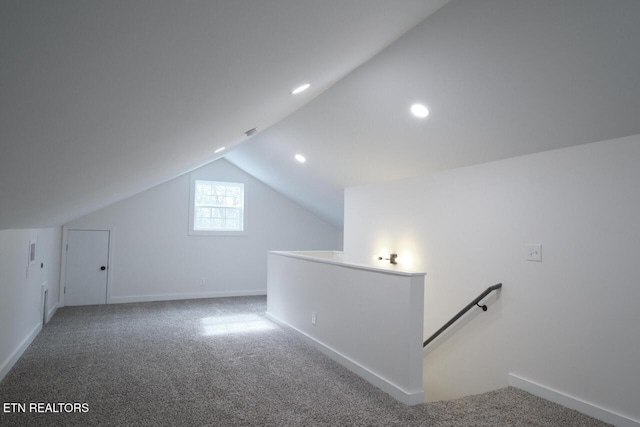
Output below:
[200,314,276,336]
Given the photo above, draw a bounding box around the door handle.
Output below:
[100,266,106,271]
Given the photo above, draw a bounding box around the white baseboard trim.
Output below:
[0,323,42,383]
[509,373,640,427]
[46,302,58,323]
[109,289,266,304]
[265,312,424,406]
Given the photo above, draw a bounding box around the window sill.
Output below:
[188,229,248,236]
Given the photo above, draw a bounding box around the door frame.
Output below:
[59,226,114,307]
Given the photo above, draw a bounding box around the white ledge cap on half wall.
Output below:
[268,251,427,277]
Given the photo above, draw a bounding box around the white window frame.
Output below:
[189,176,247,236]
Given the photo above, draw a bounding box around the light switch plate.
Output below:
[526,244,542,262]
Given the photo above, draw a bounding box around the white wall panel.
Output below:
[67,159,342,302]
[0,227,61,381]
[344,134,640,421]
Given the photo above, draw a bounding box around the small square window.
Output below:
[189,178,246,235]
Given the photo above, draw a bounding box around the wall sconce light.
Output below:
[378,253,398,265]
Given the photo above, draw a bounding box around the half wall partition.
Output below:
[266,250,426,405]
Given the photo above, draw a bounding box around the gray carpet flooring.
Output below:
[0,296,609,426]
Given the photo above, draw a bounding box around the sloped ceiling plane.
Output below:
[1,0,639,230]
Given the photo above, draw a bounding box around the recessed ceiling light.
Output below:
[214,147,225,154]
[295,154,306,163]
[410,103,430,118]
[291,83,310,95]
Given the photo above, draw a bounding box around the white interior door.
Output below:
[65,230,110,306]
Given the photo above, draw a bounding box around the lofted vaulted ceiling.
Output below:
[2,0,639,231]
[227,0,640,226]
[0,0,449,230]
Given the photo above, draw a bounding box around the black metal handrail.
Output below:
[423,283,502,348]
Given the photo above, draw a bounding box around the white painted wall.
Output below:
[66,159,342,303]
[0,227,61,381]
[344,134,640,423]
[266,251,425,404]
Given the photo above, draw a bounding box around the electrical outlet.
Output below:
[311,312,317,325]
[199,277,205,286]
[526,244,542,262]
